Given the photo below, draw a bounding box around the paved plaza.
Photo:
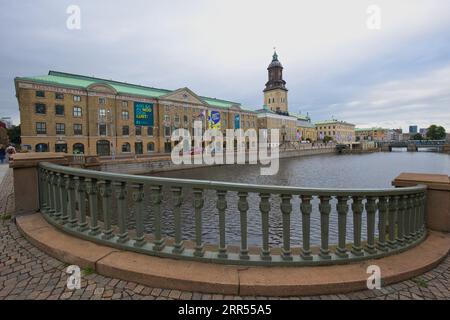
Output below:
[1,169,450,300]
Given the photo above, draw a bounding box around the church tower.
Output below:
[263,50,288,113]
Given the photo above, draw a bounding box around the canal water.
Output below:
[127,151,450,247]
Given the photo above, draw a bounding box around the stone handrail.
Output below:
[38,162,427,266]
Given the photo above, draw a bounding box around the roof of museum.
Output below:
[15,71,247,110]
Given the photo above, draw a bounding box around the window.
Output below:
[183,115,188,124]
[55,92,64,100]
[164,115,170,123]
[164,126,171,137]
[147,142,155,152]
[36,122,46,134]
[147,126,154,136]
[174,114,180,123]
[122,126,129,136]
[56,123,65,135]
[35,103,46,114]
[35,143,48,152]
[73,106,82,117]
[121,110,129,120]
[99,97,106,105]
[122,143,131,153]
[55,105,64,116]
[135,126,142,136]
[73,124,82,135]
[99,124,107,136]
[73,95,81,102]
[122,101,128,107]
[36,91,45,98]
[99,108,106,119]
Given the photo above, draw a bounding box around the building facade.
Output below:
[355,127,389,142]
[315,120,355,144]
[15,71,257,156]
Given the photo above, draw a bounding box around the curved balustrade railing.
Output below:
[37,162,428,266]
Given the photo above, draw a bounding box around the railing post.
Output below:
[300,195,313,260]
[259,193,271,261]
[387,196,398,249]
[336,196,349,258]
[56,173,66,223]
[47,171,55,215]
[238,191,250,260]
[404,194,412,244]
[365,196,377,254]
[53,173,62,220]
[412,194,420,240]
[38,168,44,210]
[397,195,407,246]
[132,183,146,247]
[420,192,427,232]
[85,178,100,236]
[216,190,227,259]
[76,177,88,232]
[193,188,205,257]
[150,185,164,251]
[280,194,293,261]
[66,175,77,228]
[42,170,50,211]
[319,196,331,260]
[377,196,388,252]
[114,181,129,243]
[98,180,113,240]
[172,186,184,254]
[351,196,364,256]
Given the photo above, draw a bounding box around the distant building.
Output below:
[387,129,402,142]
[315,120,355,144]
[355,127,389,142]
[409,125,418,134]
[400,133,412,141]
[419,128,428,137]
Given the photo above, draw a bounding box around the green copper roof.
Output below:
[314,119,355,126]
[15,71,241,109]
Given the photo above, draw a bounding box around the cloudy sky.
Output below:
[1,0,450,131]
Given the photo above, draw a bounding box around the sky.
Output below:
[1,0,450,132]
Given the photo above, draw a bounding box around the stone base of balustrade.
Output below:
[16,212,450,297]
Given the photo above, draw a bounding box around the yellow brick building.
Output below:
[315,120,355,144]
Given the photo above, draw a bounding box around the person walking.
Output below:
[0,146,5,164]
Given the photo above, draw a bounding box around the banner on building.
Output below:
[134,102,154,126]
[208,110,221,129]
[234,114,240,129]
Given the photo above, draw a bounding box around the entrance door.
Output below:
[55,143,67,153]
[96,140,111,156]
[135,142,143,155]
[164,142,172,153]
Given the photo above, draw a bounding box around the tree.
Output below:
[426,125,446,140]
[323,135,333,144]
[412,133,423,140]
[7,125,21,145]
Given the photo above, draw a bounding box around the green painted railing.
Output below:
[38,162,428,266]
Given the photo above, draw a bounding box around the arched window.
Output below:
[35,143,48,152]
[73,143,85,154]
[147,142,155,152]
[122,143,131,153]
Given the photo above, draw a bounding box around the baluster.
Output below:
[86,178,100,236]
[132,183,146,247]
[365,196,377,254]
[387,196,399,249]
[151,185,164,251]
[336,196,349,258]
[76,177,88,232]
[280,194,293,261]
[396,195,407,246]
[172,186,184,254]
[42,170,50,211]
[217,190,227,258]
[238,191,250,260]
[193,188,205,257]
[319,196,331,260]
[114,181,129,243]
[38,169,44,209]
[67,175,77,228]
[421,192,427,232]
[59,174,68,224]
[300,195,313,260]
[351,196,364,256]
[404,195,412,243]
[53,173,61,219]
[45,171,53,213]
[377,196,388,251]
[412,194,419,240]
[48,172,56,215]
[259,193,271,260]
[98,180,113,240]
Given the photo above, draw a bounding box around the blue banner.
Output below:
[234,114,240,129]
[134,102,154,126]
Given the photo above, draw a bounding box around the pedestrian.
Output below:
[0,145,5,164]
[6,145,16,162]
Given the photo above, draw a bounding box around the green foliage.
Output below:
[7,125,21,145]
[412,133,423,140]
[82,266,95,276]
[426,125,446,140]
[323,135,333,144]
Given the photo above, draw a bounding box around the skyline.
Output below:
[1,0,450,132]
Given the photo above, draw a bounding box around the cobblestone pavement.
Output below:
[1,169,450,300]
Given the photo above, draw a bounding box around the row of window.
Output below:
[36,122,83,135]
[35,103,82,117]
[36,91,81,102]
